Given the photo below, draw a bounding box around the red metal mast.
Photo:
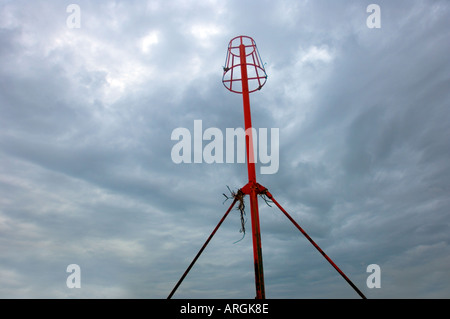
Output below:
[167,35,366,300]
[222,35,268,299]
[239,41,265,299]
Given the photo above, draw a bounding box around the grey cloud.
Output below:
[0,0,449,299]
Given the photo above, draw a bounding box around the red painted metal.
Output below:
[264,190,367,299]
[168,35,366,300]
[222,36,366,299]
[167,197,238,299]
[239,42,265,299]
[222,36,267,94]
[223,36,267,299]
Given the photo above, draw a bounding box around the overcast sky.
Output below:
[0,0,449,299]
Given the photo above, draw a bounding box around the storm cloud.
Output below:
[0,0,449,298]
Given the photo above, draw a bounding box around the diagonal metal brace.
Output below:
[167,197,238,299]
[263,189,367,299]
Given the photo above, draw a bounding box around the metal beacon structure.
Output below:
[168,36,366,299]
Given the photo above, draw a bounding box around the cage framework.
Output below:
[168,36,366,299]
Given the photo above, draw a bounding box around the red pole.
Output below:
[239,42,266,299]
[167,197,238,299]
[265,191,367,299]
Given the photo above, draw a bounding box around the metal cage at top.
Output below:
[222,36,267,94]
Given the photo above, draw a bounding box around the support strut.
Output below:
[167,197,238,299]
[264,190,367,299]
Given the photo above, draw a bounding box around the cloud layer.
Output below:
[0,0,449,298]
